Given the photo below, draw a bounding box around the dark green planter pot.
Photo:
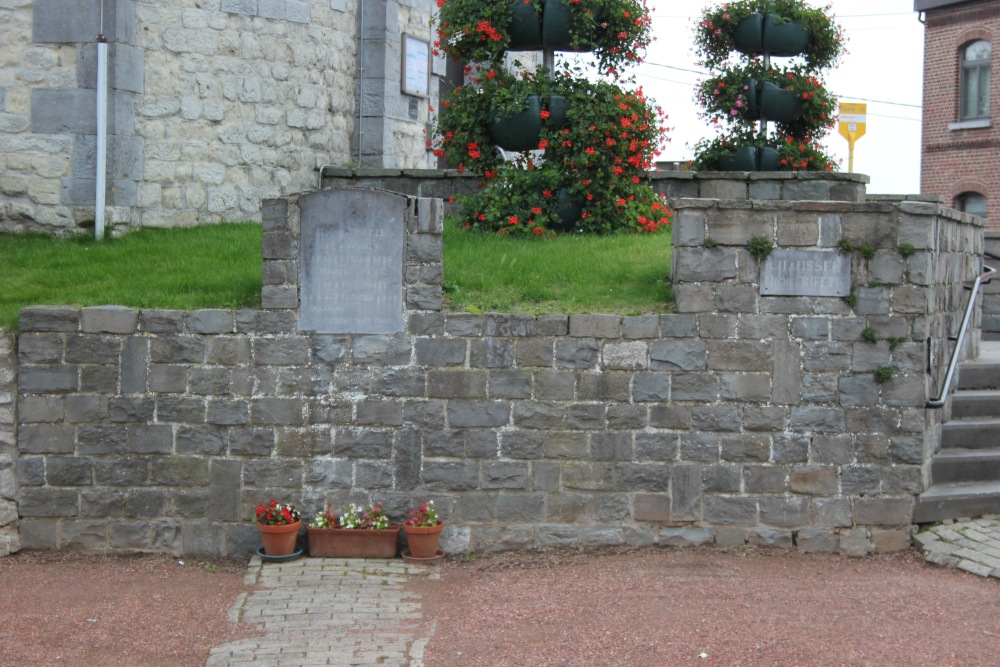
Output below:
[547,94,569,130]
[542,0,573,49]
[762,15,809,57]
[758,147,781,171]
[744,78,760,119]
[733,13,809,57]
[508,0,543,50]
[759,81,803,122]
[717,147,758,172]
[732,13,764,54]
[553,188,581,231]
[488,95,543,152]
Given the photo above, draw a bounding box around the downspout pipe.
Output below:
[95,3,108,240]
[357,0,365,166]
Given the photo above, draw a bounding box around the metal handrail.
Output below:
[927,253,999,408]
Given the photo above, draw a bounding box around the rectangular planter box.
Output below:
[306,525,400,558]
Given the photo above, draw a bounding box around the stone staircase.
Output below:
[915,345,1000,522]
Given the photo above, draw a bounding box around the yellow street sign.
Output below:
[838,102,867,172]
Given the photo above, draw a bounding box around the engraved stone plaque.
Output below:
[297,189,406,333]
[760,249,851,297]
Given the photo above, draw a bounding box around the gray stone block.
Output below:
[513,402,565,430]
[854,497,913,526]
[352,335,413,365]
[221,0,258,15]
[632,373,670,402]
[355,460,393,488]
[251,398,304,425]
[62,520,109,550]
[471,338,515,368]
[415,338,466,366]
[152,457,209,486]
[749,529,794,547]
[427,370,486,399]
[616,463,669,491]
[759,496,809,527]
[81,488,126,517]
[186,310,234,334]
[81,306,138,334]
[18,487,79,517]
[18,334,64,364]
[19,306,80,332]
[704,496,756,525]
[156,396,205,423]
[515,338,555,367]
[333,429,393,458]
[16,458,45,487]
[555,339,599,369]
[94,458,148,486]
[488,370,532,399]
[18,518,59,549]
[671,464,701,521]
[46,456,93,486]
[127,425,173,454]
[19,396,64,423]
[838,528,872,557]
[659,526,713,547]
[19,366,79,393]
[422,461,477,490]
[31,87,98,132]
[110,522,149,550]
[175,426,226,455]
[242,458,303,488]
[19,423,75,454]
[796,528,837,553]
[150,337,205,363]
[207,399,249,425]
[140,310,184,333]
[255,338,310,365]
[447,401,509,428]
[715,527,748,546]
[120,337,147,393]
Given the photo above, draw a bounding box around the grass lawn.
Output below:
[442,219,673,315]
[0,220,672,330]
[0,224,263,330]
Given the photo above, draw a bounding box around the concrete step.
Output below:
[957,363,1000,390]
[914,481,1000,523]
[941,419,1000,449]
[930,448,1000,484]
[951,391,1000,418]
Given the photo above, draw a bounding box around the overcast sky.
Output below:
[633,0,925,194]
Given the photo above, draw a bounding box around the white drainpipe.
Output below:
[95,0,108,240]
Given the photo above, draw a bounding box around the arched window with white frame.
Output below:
[960,40,991,121]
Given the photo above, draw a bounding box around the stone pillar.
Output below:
[354,0,439,168]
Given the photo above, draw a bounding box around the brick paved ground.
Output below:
[206,556,439,667]
[916,515,1000,579]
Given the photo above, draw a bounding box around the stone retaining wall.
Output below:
[9,189,984,558]
[0,331,16,555]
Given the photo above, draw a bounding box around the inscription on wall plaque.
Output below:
[760,249,851,297]
[297,189,406,333]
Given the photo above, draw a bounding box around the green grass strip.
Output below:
[442,219,673,315]
[0,224,262,330]
[0,219,673,331]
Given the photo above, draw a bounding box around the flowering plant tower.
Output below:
[690,0,846,171]
[431,0,671,235]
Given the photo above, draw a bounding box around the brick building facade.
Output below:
[916,0,1000,229]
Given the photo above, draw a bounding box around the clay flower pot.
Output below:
[258,521,301,556]
[307,525,400,558]
[403,522,444,559]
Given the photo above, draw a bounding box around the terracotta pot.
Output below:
[403,522,443,559]
[257,521,301,556]
[307,525,400,558]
